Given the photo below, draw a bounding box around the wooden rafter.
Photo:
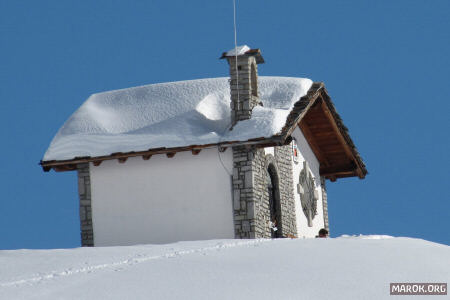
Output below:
[191,149,201,155]
[283,92,321,140]
[118,157,127,163]
[299,121,330,167]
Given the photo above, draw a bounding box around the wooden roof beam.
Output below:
[54,164,77,172]
[118,157,128,163]
[299,121,330,168]
[191,149,201,155]
[283,92,322,140]
[320,167,357,178]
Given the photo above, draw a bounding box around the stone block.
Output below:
[81,225,92,231]
[247,152,254,160]
[233,189,240,210]
[240,166,252,172]
[233,179,243,185]
[80,200,91,206]
[242,220,250,232]
[244,171,253,188]
[232,168,239,180]
[247,201,255,219]
[234,156,248,162]
[78,178,85,195]
[79,208,86,221]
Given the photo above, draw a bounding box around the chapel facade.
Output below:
[41,47,366,246]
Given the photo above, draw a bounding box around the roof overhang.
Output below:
[41,82,367,181]
[40,137,289,172]
[278,82,367,181]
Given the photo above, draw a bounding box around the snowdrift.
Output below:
[1,236,448,299]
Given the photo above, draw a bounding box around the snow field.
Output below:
[1,236,449,300]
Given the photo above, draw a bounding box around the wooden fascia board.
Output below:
[53,164,77,172]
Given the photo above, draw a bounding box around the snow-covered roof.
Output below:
[220,45,264,64]
[225,45,250,56]
[43,77,313,162]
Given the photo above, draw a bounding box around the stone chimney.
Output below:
[221,45,265,126]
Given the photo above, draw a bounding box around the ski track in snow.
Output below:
[1,239,271,288]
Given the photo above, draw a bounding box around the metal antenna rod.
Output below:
[233,0,239,104]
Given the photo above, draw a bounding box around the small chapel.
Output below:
[41,46,367,247]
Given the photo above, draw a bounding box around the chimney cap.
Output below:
[220,45,264,64]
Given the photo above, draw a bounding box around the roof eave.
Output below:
[277,82,368,181]
[40,82,368,179]
[40,136,287,172]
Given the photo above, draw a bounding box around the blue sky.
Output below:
[0,0,449,249]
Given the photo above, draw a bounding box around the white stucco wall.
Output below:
[89,148,234,246]
[291,127,325,238]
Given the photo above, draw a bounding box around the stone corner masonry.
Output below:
[320,176,330,232]
[225,47,297,239]
[77,163,94,246]
[231,145,297,239]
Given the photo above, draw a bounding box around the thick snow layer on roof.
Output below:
[43,76,312,161]
[1,237,449,299]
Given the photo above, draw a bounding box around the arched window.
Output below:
[251,63,258,97]
[266,165,281,238]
